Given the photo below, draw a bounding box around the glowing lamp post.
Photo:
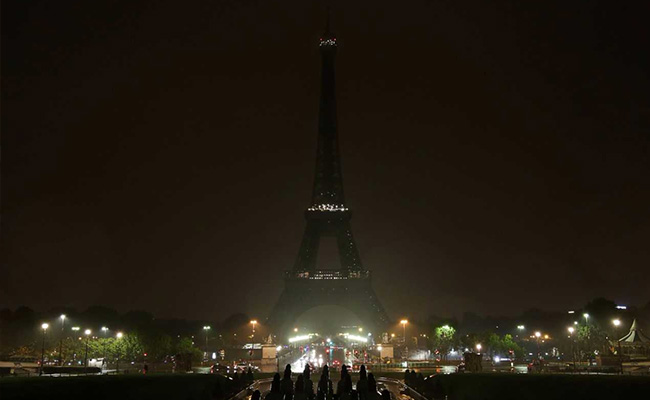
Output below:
[475,343,482,353]
[39,323,49,376]
[583,313,590,324]
[568,327,576,372]
[400,320,408,343]
[84,329,91,374]
[59,315,66,366]
[250,320,257,341]
[203,326,211,361]
[101,327,109,365]
[535,331,542,359]
[116,332,124,374]
[613,319,623,374]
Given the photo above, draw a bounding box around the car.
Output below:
[234,363,260,373]
[456,361,466,373]
[210,363,231,374]
[527,359,544,373]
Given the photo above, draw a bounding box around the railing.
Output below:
[284,270,370,280]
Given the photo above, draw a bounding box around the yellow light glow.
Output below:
[41,323,49,330]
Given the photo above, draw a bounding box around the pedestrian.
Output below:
[281,364,294,397]
[367,373,378,400]
[304,364,314,399]
[265,373,283,400]
[357,365,368,400]
[294,374,307,400]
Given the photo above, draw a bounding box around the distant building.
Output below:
[618,319,650,359]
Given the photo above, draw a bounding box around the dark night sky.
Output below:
[2,1,649,322]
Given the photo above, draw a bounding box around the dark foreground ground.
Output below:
[1,373,650,400]
[0,374,235,400]
[424,373,650,400]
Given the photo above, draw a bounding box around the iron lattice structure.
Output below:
[267,23,391,336]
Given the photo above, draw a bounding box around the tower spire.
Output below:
[313,12,342,206]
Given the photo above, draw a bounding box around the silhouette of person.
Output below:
[357,365,368,400]
[281,364,294,397]
[317,366,329,400]
[294,374,307,400]
[339,372,353,400]
[265,373,282,400]
[337,365,349,397]
[303,364,314,399]
[409,371,417,388]
[252,390,262,400]
[367,373,378,400]
[380,389,390,400]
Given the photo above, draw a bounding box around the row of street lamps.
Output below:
[39,316,125,376]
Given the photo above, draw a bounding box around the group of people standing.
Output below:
[252,364,391,400]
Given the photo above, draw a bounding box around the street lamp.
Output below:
[534,331,541,359]
[476,343,482,353]
[84,329,91,374]
[115,332,123,374]
[101,327,109,368]
[612,319,623,374]
[250,320,257,341]
[400,320,408,343]
[568,327,576,372]
[39,323,49,376]
[583,313,589,324]
[59,315,66,366]
[203,326,211,361]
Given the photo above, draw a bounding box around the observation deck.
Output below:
[284,269,370,281]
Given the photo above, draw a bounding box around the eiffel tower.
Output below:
[267,20,391,336]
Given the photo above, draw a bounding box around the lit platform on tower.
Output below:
[284,269,371,280]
